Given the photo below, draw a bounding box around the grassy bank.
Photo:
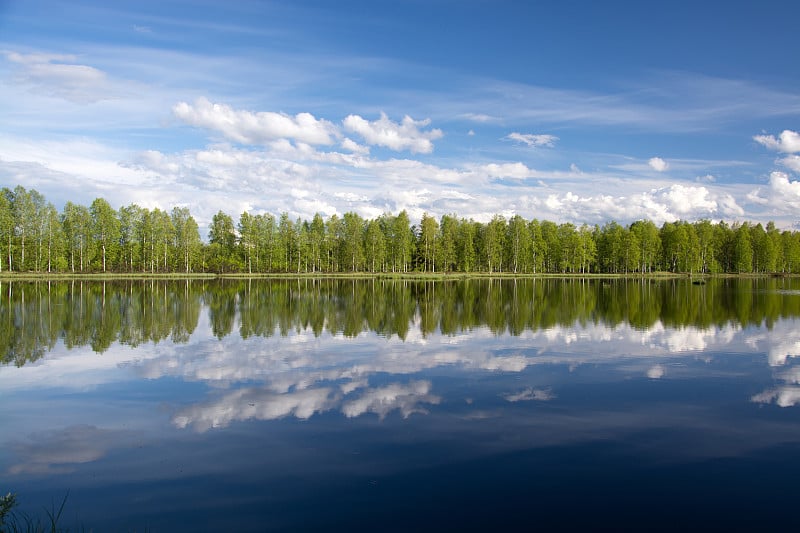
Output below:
[0,270,794,282]
[0,272,218,281]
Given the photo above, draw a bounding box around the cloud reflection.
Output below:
[130,319,770,401]
[174,380,443,431]
[342,381,441,419]
[751,387,800,407]
[7,425,134,475]
[173,387,339,432]
[4,297,800,434]
[767,338,800,366]
[503,388,555,402]
[750,331,800,407]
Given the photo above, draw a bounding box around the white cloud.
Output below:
[746,188,768,206]
[718,193,745,217]
[647,365,666,379]
[648,157,669,172]
[343,112,443,154]
[3,51,118,104]
[334,192,369,202]
[754,130,800,153]
[480,162,535,179]
[780,155,800,173]
[769,172,800,204]
[173,97,339,146]
[658,184,717,215]
[439,189,474,200]
[461,113,495,123]
[523,184,736,227]
[506,132,559,148]
[748,172,800,215]
[340,137,370,155]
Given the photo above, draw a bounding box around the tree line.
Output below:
[2,184,799,274]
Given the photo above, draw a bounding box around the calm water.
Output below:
[3,278,800,531]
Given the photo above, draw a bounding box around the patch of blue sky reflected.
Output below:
[4,315,800,484]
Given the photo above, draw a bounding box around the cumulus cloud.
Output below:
[173,97,339,146]
[780,155,800,173]
[480,162,536,179]
[768,171,800,205]
[647,365,666,379]
[528,183,737,226]
[718,193,745,217]
[658,184,717,215]
[747,172,800,214]
[343,112,443,153]
[648,157,669,172]
[506,132,559,148]
[341,137,370,155]
[3,51,117,104]
[754,130,800,153]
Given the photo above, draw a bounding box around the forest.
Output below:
[2,184,799,275]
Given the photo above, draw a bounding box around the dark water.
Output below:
[2,278,800,531]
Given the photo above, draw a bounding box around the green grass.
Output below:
[0,491,70,533]
[0,270,794,282]
[0,272,217,281]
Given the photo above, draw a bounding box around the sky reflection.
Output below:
[3,280,800,530]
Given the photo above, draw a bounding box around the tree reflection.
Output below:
[2,277,800,366]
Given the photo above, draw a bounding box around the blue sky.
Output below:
[1,0,799,234]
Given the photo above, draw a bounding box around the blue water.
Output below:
[3,292,800,531]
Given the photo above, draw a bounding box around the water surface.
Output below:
[2,278,800,530]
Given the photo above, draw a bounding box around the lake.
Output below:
[2,277,800,531]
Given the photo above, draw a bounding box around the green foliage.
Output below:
[0,190,13,272]
[0,490,71,533]
[341,212,365,272]
[734,223,753,273]
[1,183,799,275]
[90,197,121,272]
[364,218,386,273]
[418,212,439,273]
[0,492,17,528]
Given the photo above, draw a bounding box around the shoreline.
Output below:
[0,271,794,281]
